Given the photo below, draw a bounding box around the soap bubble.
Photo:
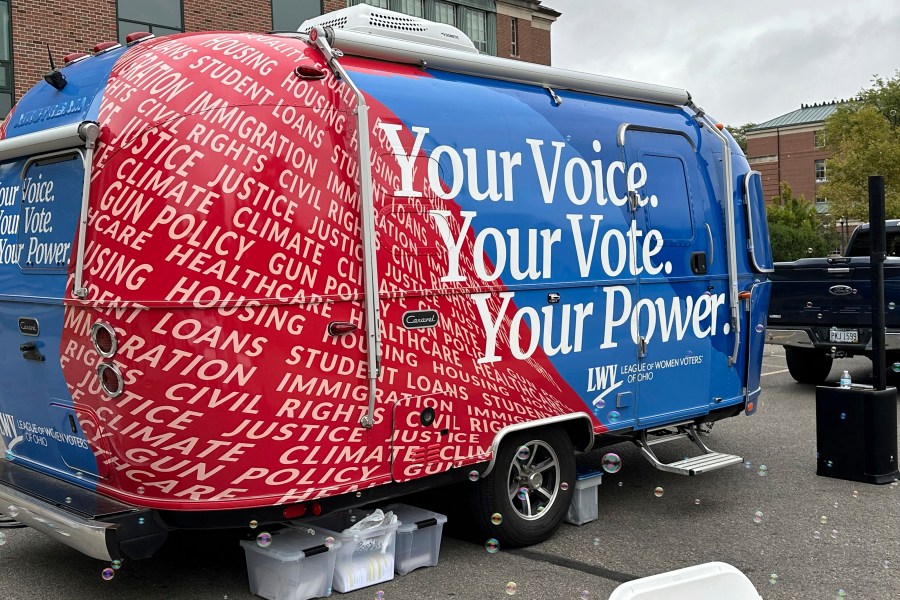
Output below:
[517,487,528,501]
[608,411,621,423]
[249,520,258,529]
[757,465,768,476]
[256,532,272,548]
[102,568,115,581]
[595,399,605,410]
[743,460,753,469]
[136,486,145,495]
[813,530,821,540]
[694,498,701,505]
[560,482,569,491]
[826,460,834,468]
[505,581,517,595]
[350,515,357,523]
[4,449,12,460]
[374,592,385,600]
[769,573,778,585]
[325,536,335,548]
[516,446,530,461]
[836,589,846,598]
[883,559,891,569]
[0,532,6,546]
[468,470,479,482]
[820,515,828,525]
[601,453,622,474]
[306,528,315,535]
[653,487,664,498]
[617,481,623,487]
[755,324,765,333]
[581,592,590,600]
[137,518,145,526]
[592,537,600,546]
[111,559,122,570]
[485,538,500,553]
[840,413,847,420]
[852,490,859,499]
[893,363,900,373]
[833,501,839,508]
[6,505,18,518]
[831,529,838,539]
[491,513,503,525]
[65,497,72,504]
[753,510,763,524]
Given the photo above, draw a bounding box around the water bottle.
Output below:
[840,370,851,389]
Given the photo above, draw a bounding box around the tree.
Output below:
[819,72,900,220]
[767,183,838,261]
[725,122,756,154]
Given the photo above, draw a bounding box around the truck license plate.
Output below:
[829,328,858,343]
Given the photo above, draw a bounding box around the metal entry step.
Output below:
[636,424,743,476]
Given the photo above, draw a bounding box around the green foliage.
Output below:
[820,71,900,220]
[725,122,756,153]
[767,183,838,261]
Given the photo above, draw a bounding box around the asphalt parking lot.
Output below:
[2,345,899,600]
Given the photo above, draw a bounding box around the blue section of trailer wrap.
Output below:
[354,66,754,429]
[0,48,121,485]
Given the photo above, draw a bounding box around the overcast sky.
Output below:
[548,0,900,126]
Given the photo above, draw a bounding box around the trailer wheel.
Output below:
[785,347,833,384]
[469,427,575,548]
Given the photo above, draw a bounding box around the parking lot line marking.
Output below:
[508,548,640,583]
[761,368,790,376]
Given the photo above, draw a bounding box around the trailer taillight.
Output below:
[97,363,124,398]
[92,41,121,54]
[282,504,307,519]
[311,502,323,516]
[125,32,154,45]
[90,322,118,357]
[63,52,89,65]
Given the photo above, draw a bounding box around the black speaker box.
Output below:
[815,385,899,484]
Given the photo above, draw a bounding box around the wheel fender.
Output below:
[480,413,594,478]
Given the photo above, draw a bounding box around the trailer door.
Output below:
[0,143,108,478]
[621,127,713,427]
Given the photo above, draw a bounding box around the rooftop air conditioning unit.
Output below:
[299,3,478,54]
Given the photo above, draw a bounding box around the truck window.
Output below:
[846,230,900,257]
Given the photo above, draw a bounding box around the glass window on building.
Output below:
[815,159,827,182]
[510,16,518,56]
[0,0,12,119]
[463,7,487,52]
[433,1,455,24]
[273,0,321,31]
[117,0,184,44]
[397,0,424,17]
[814,129,825,148]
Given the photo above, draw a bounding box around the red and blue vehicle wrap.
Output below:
[0,30,771,557]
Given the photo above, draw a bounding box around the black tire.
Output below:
[785,347,833,384]
[468,427,575,548]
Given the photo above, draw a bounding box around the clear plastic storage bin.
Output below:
[240,527,341,600]
[303,509,400,593]
[380,503,448,575]
[565,470,603,525]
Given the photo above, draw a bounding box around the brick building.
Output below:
[745,101,845,212]
[0,0,559,119]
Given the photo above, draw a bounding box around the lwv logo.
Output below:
[587,365,622,406]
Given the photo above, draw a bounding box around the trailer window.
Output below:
[16,152,83,272]
[640,153,694,243]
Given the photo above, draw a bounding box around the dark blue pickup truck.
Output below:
[767,220,900,383]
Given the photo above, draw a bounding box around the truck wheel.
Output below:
[469,427,575,548]
[785,347,833,384]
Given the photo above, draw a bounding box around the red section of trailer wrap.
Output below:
[59,33,592,510]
